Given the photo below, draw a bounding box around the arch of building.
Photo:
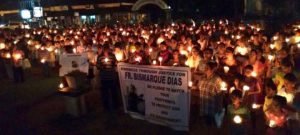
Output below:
[132,0,169,11]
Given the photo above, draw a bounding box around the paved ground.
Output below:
[0,67,266,135]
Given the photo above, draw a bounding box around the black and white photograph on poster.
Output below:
[59,53,89,76]
[126,84,145,115]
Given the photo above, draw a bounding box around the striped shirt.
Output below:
[96,53,117,80]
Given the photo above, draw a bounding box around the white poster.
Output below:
[118,63,191,131]
[59,53,89,76]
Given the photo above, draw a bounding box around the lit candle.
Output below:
[220,81,227,91]
[270,44,275,49]
[14,40,18,44]
[158,57,163,66]
[269,120,276,128]
[224,66,230,73]
[157,37,164,44]
[224,30,229,35]
[285,38,290,43]
[149,48,153,53]
[115,53,123,61]
[35,44,41,49]
[135,56,141,63]
[59,83,64,89]
[72,48,76,53]
[268,55,274,61]
[104,58,109,63]
[25,34,30,38]
[0,43,5,49]
[273,36,278,41]
[230,87,235,93]
[130,48,136,53]
[236,35,241,40]
[106,32,110,36]
[233,115,242,124]
[54,49,58,54]
[185,61,189,66]
[41,58,46,63]
[187,46,192,52]
[242,85,250,97]
[251,72,257,77]
[93,40,97,44]
[188,81,193,87]
[297,43,300,48]
[252,103,261,109]
[4,53,11,59]
[13,53,22,60]
[152,60,157,65]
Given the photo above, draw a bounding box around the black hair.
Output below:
[265,79,277,92]
[244,65,253,71]
[273,95,287,108]
[284,73,298,84]
[231,90,243,99]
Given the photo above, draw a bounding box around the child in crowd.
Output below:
[227,90,250,135]
[265,95,288,135]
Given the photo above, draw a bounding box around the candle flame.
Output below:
[233,115,242,124]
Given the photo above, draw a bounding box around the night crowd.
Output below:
[0,19,300,135]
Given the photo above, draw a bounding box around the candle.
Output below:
[93,40,97,44]
[297,43,300,48]
[106,32,110,36]
[188,81,193,87]
[75,35,79,39]
[59,83,64,89]
[14,40,18,44]
[185,61,189,66]
[171,23,175,26]
[220,81,227,91]
[104,58,109,63]
[233,115,242,124]
[252,103,261,109]
[149,47,153,53]
[224,30,229,35]
[270,44,275,49]
[251,72,257,77]
[243,85,250,97]
[70,41,75,45]
[131,48,136,53]
[135,56,142,63]
[72,48,76,53]
[35,44,41,49]
[54,49,58,54]
[0,43,5,49]
[158,57,163,66]
[187,46,192,52]
[115,53,123,61]
[236,35,241,40]
[237,47,248,55]
[224,66,230,73]
[157,37,164,44]
[13,53,22,60]
[269,120,276,127]
[285,38,290,43]
[41,59,46,63]
[230,87,235,93]
[25,34,30,38]
[268,55,274,61]
[152,60,157,65]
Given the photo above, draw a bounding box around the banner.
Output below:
[118,63,191,131]
[59,53,89,76]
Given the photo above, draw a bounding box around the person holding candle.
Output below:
[227,90,250,135]
[96,44,118,112]
[263,79,278,114]
[157,41,172,66]
[197,61,223,127]
[186,46,201,72]
[265,95,288,135]
[12,46,25,83]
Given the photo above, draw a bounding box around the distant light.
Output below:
[81,15,87,20]
[21,9,31,19]
[168,6,171,9]
[33,7,43,17]
[90,15,96,19]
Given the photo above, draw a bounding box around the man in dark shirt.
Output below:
[96,44,118,112]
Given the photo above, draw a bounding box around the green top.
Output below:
[227,104,251,120]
